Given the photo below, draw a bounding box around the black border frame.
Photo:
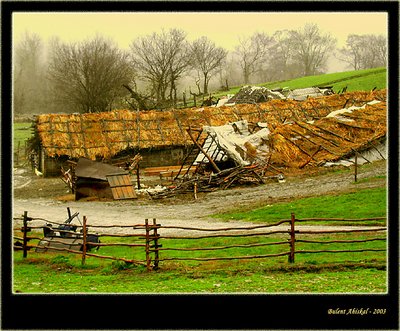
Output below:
[2,1,399,329]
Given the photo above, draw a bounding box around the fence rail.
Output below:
[13,211,387,271]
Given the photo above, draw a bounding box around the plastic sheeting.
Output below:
[195,120,271,166]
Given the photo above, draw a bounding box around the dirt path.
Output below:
[12,161,386,235]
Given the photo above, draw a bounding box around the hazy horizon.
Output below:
[13,11,388,74]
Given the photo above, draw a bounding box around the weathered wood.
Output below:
[23,211,28,258]
[161,230,289,240]
[296,248,386,254]
[152,218,160,269]
[160,252,290,261]
[186,128,221,173]
[155,241,288,252]
[278,133,311,157]
[145,219,151,271]
[288,212,296,263]
[336,121,375,130]
[296,238,386,244]
[298,228,386,234]
[87,242,146,247]
[299,145,322,169]
[312,123,354,143]
[354,151,358,182]
[294,121,340,147]
[157,220,290,232]
[29,242,146,265]
[82,216,87,265]
[295,217,386,222]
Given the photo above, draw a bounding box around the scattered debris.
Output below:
[61,158,137,200]
[227,86,285,104]
[148,163,281,199]
[149,120,285,198]
[225,85,334,105]
[36,207,100,253]
[286,87,326,101]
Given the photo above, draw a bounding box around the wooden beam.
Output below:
[186,128,221,173]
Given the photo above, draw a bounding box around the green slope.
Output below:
[260,67,386,92]
[216,67,386,98]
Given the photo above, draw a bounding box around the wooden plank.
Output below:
[144,166,197,176]
[106,174,137,200]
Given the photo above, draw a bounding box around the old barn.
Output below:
[29,89,387,177]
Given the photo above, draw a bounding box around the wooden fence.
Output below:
[13,211,387,271]
[14,140,28,166]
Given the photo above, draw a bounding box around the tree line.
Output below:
[13,23,387,115]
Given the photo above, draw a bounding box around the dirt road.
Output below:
[12,161,386,235]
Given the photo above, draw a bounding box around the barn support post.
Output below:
[81,216,87,266]
[152,218,160,270]
[22,211,29,258]
[145,219,151,271]
[136,164,141,190]
[16,141,20,165]
[288,212,296,263]
[354,152,358,182]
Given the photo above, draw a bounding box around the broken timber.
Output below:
[186,127,221,173]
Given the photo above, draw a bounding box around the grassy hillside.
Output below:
[213,67,386,99]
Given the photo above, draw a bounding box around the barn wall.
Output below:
[41,149,61,177]
[41,146,191,177]
[139,146,190,168]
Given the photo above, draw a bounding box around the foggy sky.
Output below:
[13,12,387,51]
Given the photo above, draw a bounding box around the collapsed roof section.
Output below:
[68,158,137,200]
[286,87,333,101]
[226,85,334,104]
[185,100,386,175]
[268,100,386,168]
[227,86,285,104]
[193,120,270,167]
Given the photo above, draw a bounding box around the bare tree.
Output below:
[287,23,336,76]
[190,36,227,95]
[130,29,190,108]
[13,31,47,115]
[266,30,301,81]
[234,32,274,84]
[47,35,133,113]
[337,34,387,70]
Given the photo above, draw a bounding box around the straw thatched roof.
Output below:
[268,99,387,168]
[34,89,386,161]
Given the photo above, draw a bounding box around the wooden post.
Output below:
[186,128,221,173]
[183,91,187,107]
[82,216,87,266]
[23,211,28,258]
[194,181,198,200]
[288,212,296,263]
[16,141,21,165]
[153,218,159,270]
[354,152,358,182]
[145,219,151,271]
[136,164,141,190]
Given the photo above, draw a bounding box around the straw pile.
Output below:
[268,99,387,168]
[34,89,387,162]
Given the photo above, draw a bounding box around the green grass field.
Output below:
[13,122,34,147]
[212,187,386,225]
[212,67,386,99]
[13,254,386,293]
[13,184,387,293]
